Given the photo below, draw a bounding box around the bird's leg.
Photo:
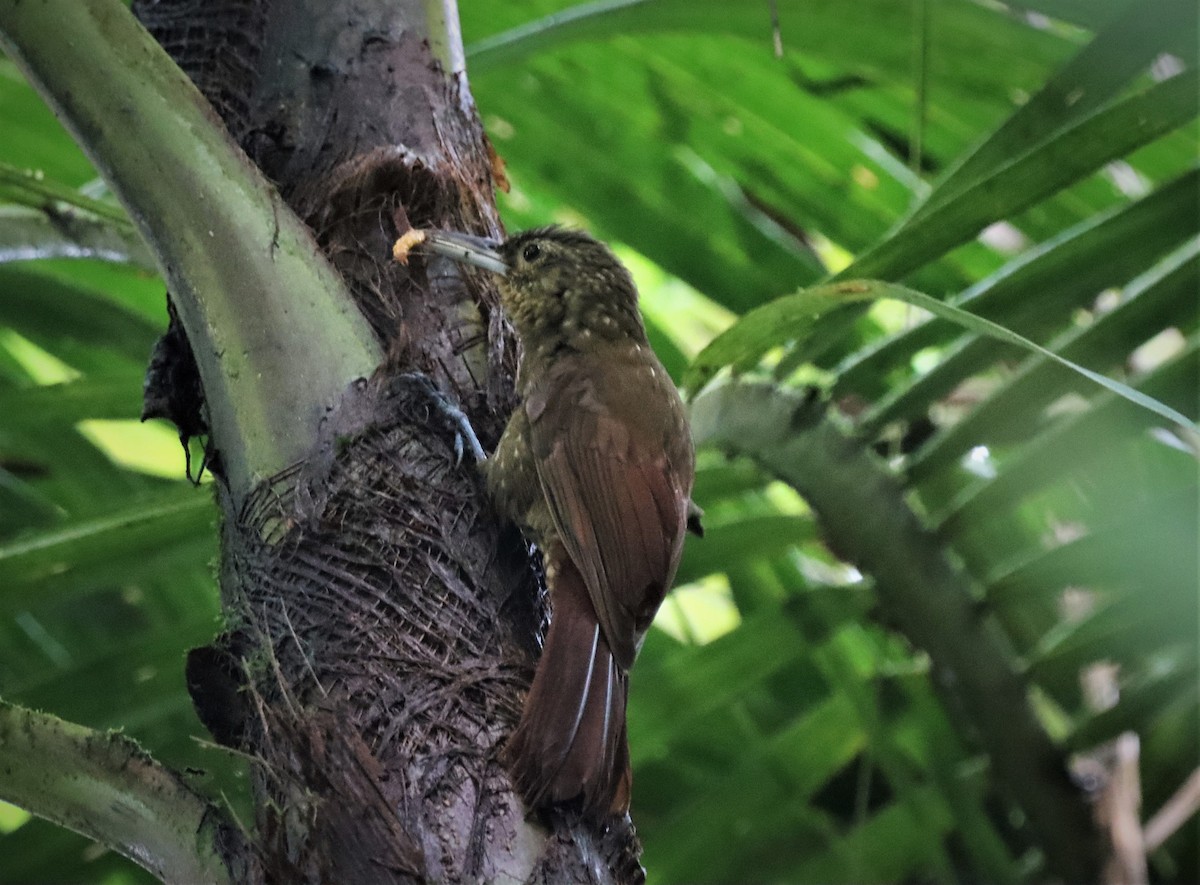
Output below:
[392,372,487,465]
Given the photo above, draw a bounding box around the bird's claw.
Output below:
[396,372,486,465]
[440,397,486,466]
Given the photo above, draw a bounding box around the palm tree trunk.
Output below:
[133,1,643,880]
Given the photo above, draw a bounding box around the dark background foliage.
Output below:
[1,0,1196,881]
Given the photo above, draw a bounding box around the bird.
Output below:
[407,225,697,818]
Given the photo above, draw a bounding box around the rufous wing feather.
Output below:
[529,355,692,669]
[507,346,690,817]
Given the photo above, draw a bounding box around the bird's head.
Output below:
[420,226,645,351]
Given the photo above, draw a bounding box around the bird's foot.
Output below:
[394,372,486,465]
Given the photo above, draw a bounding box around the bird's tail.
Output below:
[504,559,631,819]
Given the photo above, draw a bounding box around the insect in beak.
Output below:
[398,229,509,276]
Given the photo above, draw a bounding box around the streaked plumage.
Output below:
[422,226,695,818]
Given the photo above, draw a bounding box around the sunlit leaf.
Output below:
[688,279,1195,428]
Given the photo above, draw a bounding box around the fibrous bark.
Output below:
[132,0,644,880]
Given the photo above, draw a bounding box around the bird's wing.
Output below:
[527,351,692,670]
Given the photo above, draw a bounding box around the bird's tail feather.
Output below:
[504,561,630,818]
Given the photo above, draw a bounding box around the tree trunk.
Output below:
[132,1,643,880]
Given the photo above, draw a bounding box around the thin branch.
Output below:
[0,0,382,503]
[1097,733,1148,885]
[1144,767,1200,852]
[689,381,1102,884]
[0,699,240,885]
[0,161,132,224]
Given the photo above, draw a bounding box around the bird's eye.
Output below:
[522,243,542,262]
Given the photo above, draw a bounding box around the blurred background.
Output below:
[1,0,1196,881]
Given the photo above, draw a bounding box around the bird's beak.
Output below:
[421,230,509,276]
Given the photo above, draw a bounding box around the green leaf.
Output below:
[794,788,955,884]
[0,205,153,268]
[0,488,212,589]
[684,280,882,391]
[687,279,1195,428]
[1067,662,1198,750]
[937,338,1198,531]
[645,693,865,882]
[0,58,96,185]
[789,8,1197,363]
[0,265,160,370]
[0,160,131,225]
[848,168,1200,429]
[843,70,1199,282]
[467,0,1071,97]
[909,0,1197,224]
[985,489,1198,609]
[1027,595,1195,690]
[905,239,1199,478]
[473,47,828,313]
[630,608,814,764]
[467,0,778,69]
[691,457,768,504]
[467,0,1081,316]
[676,514,814,585]
[1008,0,1132,29]
[0,374,145,428]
